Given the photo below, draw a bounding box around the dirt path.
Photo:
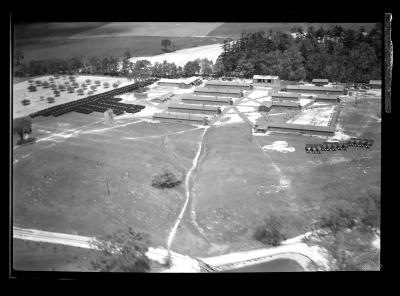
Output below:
[166,126,209,249]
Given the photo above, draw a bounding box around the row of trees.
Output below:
[13,50,214,81]
[216,24,382,83]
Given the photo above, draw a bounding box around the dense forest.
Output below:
[13,24,382,84]
[214,23,382,83]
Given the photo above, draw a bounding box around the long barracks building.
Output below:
[167,103,221,115]
[181,94,233,105]
[153,112,209,125]
[204,80,253,90]
[194,87,243,98]
[284,85,345,96]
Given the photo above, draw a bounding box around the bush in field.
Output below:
[85,79,91,84]
[72,82,79,88]
[42,81,50,88]
[28,85,37,92]
[67,87,75,93]
[254,214,286,246]
[21,99,31,106]
[90,85,97,90]
[64,81,70,85]
[95,80,101,86]
[68,75,75,80]
[81,83,87,87]
[77,89,84,95]
[13,117,33,144]
[112,82,119,88]
[49,77,55,82]
[47,97,55,103]
[90,228,151,272]
[87,91,94,95]
[28,79,34,83]
[151,168,182,189]
[58,85,66,91]
[318,202,357,233]
[50,83,57,89]
[53,90,60,96]
[34,80,42,85]
[103,82,110,88]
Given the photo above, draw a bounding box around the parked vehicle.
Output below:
[305,144,313,153]
[315,144,322,154]
[361,139,374,148]
[366,139,374,148]
[339,141,350,151]
[349,138,362,147]
[331,142,340,151]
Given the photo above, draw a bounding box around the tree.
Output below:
[151,168,182,189]
[90,228,151,272]
[254,214,286,246]
[183,60,200,77]
[199,58,214,76]
[13,117,32,143]
[161,39,172,52]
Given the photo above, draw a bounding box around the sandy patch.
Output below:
[213,113,244,126]
[247,90,271,100]
[262,141,295,153]
[287,105,335,126]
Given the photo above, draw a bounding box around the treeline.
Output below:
[215,23,382,83]
[13,50,214,80]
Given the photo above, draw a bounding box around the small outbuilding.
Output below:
[369,80,382,89]
[312,79,329,86]
[253,75,280,85]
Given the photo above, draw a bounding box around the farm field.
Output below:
[15,35,223,62]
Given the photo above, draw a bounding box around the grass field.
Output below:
[12,88,381,270]
[170,98,381,257]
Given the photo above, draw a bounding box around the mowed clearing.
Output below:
[13,110,207,248]
[171,98,381,257]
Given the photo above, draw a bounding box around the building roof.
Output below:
[181,94,232,103]
[153,112,208,121]
[205,80,251,88]
[369,80,382,85]
[158,76,200,85]
[268,122,335,133]
[286,85,344,92]
[272,101,300,107]
[271,92,300,98]
[315,94,339,100]
[168,103,220,111]
[312,79,329,83]
[253,75,279,80]
[194,87,242,94]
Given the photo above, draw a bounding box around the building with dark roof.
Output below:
[312,79,329,86]
[253,75,280,85]
[267,122,335,136]
[194,87,243,98]
[369,80,382,89]
[181,94,232,105]
[271,101,301,109]
[314,94,340,103]
[168,103,221,115]
[271,92,300,101]
[285,85,345,95]
[153,112,209,125]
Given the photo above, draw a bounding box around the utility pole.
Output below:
[106,178,110,196]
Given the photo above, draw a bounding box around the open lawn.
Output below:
[171,98,381,257]
[13,111,206,248]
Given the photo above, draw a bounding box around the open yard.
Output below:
[12,86,381,270]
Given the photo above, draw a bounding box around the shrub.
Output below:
[90,85,97,90]
[112,82,119,88]
[254,214,286,246]
[68,75,75,80]
[95,80,101,85]
[103,82,110,88]
[64,81,70,85]
[318,202,357,233]
[47,97,55,103]
[34,80,42,85]
[67,87,75,93]
[87,91,94,95]
[28,85,37,92]
[85,79,91,84]
[53,90,60,96]
[151,169,182,188]
[58,85,66,91]
[49,77,55,82]
[77,89,84,95]
[50,83,57,89]
[21,99,31,106]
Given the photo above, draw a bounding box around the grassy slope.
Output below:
[172,98,381,257]
[13,112,205,248]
